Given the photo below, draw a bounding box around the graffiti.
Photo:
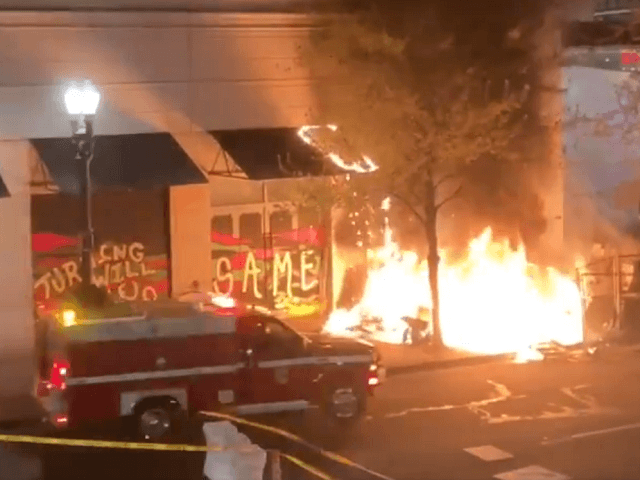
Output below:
[33,237,169,309]
[211,225,325,313]
[212,248,321,300]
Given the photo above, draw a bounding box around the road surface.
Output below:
[35,347,640,479]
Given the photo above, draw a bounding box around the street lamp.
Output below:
[63,80,101,293]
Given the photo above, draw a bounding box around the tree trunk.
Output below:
[425,176,443,348]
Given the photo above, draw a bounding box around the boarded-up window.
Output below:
[212,215,233,236]
[270,210,293,234]
[298,206,321,229]
[239,213,263,248]
[32,189,170,311]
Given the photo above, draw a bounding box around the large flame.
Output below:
[324,212,584,360]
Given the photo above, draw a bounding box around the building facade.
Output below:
[0,9,338,411]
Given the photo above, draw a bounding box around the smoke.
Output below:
[438,156,550,254]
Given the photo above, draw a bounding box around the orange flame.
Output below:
[324,211,584,360]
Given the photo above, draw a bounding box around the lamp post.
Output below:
[63,81,101,292]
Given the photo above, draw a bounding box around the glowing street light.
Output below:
[63,81,101,295]
[63,81,101,116]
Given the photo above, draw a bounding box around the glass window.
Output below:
[263,318,298,343]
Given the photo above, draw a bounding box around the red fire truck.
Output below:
[36,299,384,440]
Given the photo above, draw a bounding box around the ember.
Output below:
[324,201,585,360]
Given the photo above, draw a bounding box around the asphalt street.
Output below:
[32,348,640,480]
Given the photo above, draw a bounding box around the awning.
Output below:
[30,133,207,194]
[0,174,8,198]
[208,128,346,180]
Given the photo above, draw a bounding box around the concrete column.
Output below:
[169,184,212,297]
[0,141,37,414]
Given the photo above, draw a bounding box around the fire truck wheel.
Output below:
[133,397,186,442]
[138,407,172,441]
[325,386,365,425]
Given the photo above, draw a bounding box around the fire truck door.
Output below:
[240,318,310,414]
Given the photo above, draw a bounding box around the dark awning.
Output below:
[30,133,207,194]
[0,174,8,198]
[209,128,346,180]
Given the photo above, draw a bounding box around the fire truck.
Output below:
[35,299,384,441]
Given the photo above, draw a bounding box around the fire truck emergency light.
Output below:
[62,309,77,327]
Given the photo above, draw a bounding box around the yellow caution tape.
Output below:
[0,433,222,452]
[201,411,396,480]
[0,433,338,480]
[282,453,336,480]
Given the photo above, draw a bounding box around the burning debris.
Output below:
[324,198,585,362]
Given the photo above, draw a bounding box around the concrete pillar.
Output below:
[169,184,212,297]
[0,141,37,414]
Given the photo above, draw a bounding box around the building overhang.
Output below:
[30,132,208,194]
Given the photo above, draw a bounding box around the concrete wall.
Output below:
[0,11,319,140]
[0,141,36,400]
[563,62,640,253]
[169,184,212,297]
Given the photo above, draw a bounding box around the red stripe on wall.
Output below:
[32,233,79,252]
[211,231,250,246]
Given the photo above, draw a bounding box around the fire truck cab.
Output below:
[36,300,383,440]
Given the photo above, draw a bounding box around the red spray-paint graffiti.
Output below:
[33,233,169,312]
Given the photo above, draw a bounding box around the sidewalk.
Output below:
[374,342,508,376]
[288,316,507,375]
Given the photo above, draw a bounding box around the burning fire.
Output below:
[297,125,379,174]
[324,203,584,361]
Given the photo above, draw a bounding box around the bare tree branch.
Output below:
[390,191,426,225]
[435,184,463,211]
[434,172,463,189]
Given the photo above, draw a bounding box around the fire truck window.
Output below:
[239,213,263,246]
[264,319,297,343]
[212,215,233,235]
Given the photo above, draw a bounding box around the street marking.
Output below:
[542,421,640,446]
[494,465,571,480]
[464,445,513,461]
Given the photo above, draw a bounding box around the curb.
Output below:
[386,353,511,377]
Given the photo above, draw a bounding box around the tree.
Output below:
[299,9,534,347]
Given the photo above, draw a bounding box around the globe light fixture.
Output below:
[64,80,101,116]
